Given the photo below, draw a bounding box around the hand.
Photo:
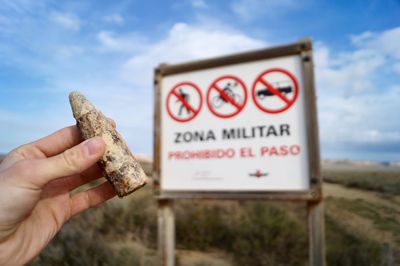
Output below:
[0,125,117,265]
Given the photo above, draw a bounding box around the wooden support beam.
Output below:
[158,199,175,266]
[308,201,326,266]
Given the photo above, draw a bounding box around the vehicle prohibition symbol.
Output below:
[252,68,299,114]
[166,82,202,123]
[206,75,247,118]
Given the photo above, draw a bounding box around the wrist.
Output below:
[0,234,29,266]
[0,240,17,266]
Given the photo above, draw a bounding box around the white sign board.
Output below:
[160,54,310,191]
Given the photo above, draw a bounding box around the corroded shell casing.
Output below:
[69,91,147,197]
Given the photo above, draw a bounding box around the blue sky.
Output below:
[0,0,399,161]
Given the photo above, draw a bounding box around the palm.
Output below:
[9,189,71,259]
[1,149,90,254]
[0,126,115,265]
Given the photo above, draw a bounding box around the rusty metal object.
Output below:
[69,91,147,197]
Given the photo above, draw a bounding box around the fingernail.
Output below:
[84,137,104,156]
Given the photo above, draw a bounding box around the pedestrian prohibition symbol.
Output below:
[206,75,247,118]
[166,82,202,122]
[252,68,299,114]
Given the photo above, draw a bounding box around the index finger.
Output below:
[32,126,82,157]
[31,117,116,157]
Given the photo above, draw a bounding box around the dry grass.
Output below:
[323,169,400,195]
[27,181,397,266]
[10,161,398,265]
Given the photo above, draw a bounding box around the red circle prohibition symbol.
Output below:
[206,75,248,118]
[166,82,202,122]
[252,68,299,114]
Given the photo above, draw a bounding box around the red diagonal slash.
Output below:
[171,90,197,114]
[212,84,241,109]
[258,78,291,104]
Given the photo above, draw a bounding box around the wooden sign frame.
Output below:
[153,39,325,266]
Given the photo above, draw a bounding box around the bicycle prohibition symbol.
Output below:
[206,75,247,118]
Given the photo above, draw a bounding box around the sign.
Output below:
[159,54,309,192]
[154,40,325,266]
[252,68,299,114]
[154,40,320,197]
[206,75,247,118]
[166,82,202,122]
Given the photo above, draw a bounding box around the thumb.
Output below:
[22,137,105,187]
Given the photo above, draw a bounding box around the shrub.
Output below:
[176,200,308,266]
[325,215,384,266]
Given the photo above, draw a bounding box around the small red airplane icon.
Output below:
[249,170,269,178]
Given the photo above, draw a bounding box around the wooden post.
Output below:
[158,199,175,266]
[308,200,326,266]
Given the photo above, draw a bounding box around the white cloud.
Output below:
[394,62,400,74]
[56,45,83,59]
[0,108,66,152]
[1,3,399,161]
[315,27,400,97]
[85,22,265,153]
[111,24,400,160]
[348,27,400,77]
[350,31,375,45]
[122,22,266,87]
[190,0,207,8]
[0,110,24,122]
[50,12,80,31]
[314,28,400,160]
[104,14,124,24]
[0,0,44,14]
[315,27,400,96]
[0,14,13,34]
[351,27,400,59]
[231,0,299,21]
[0,15,10,25]
[315,44,385,95]
[73,22,264,154]
[97,31,146,52]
